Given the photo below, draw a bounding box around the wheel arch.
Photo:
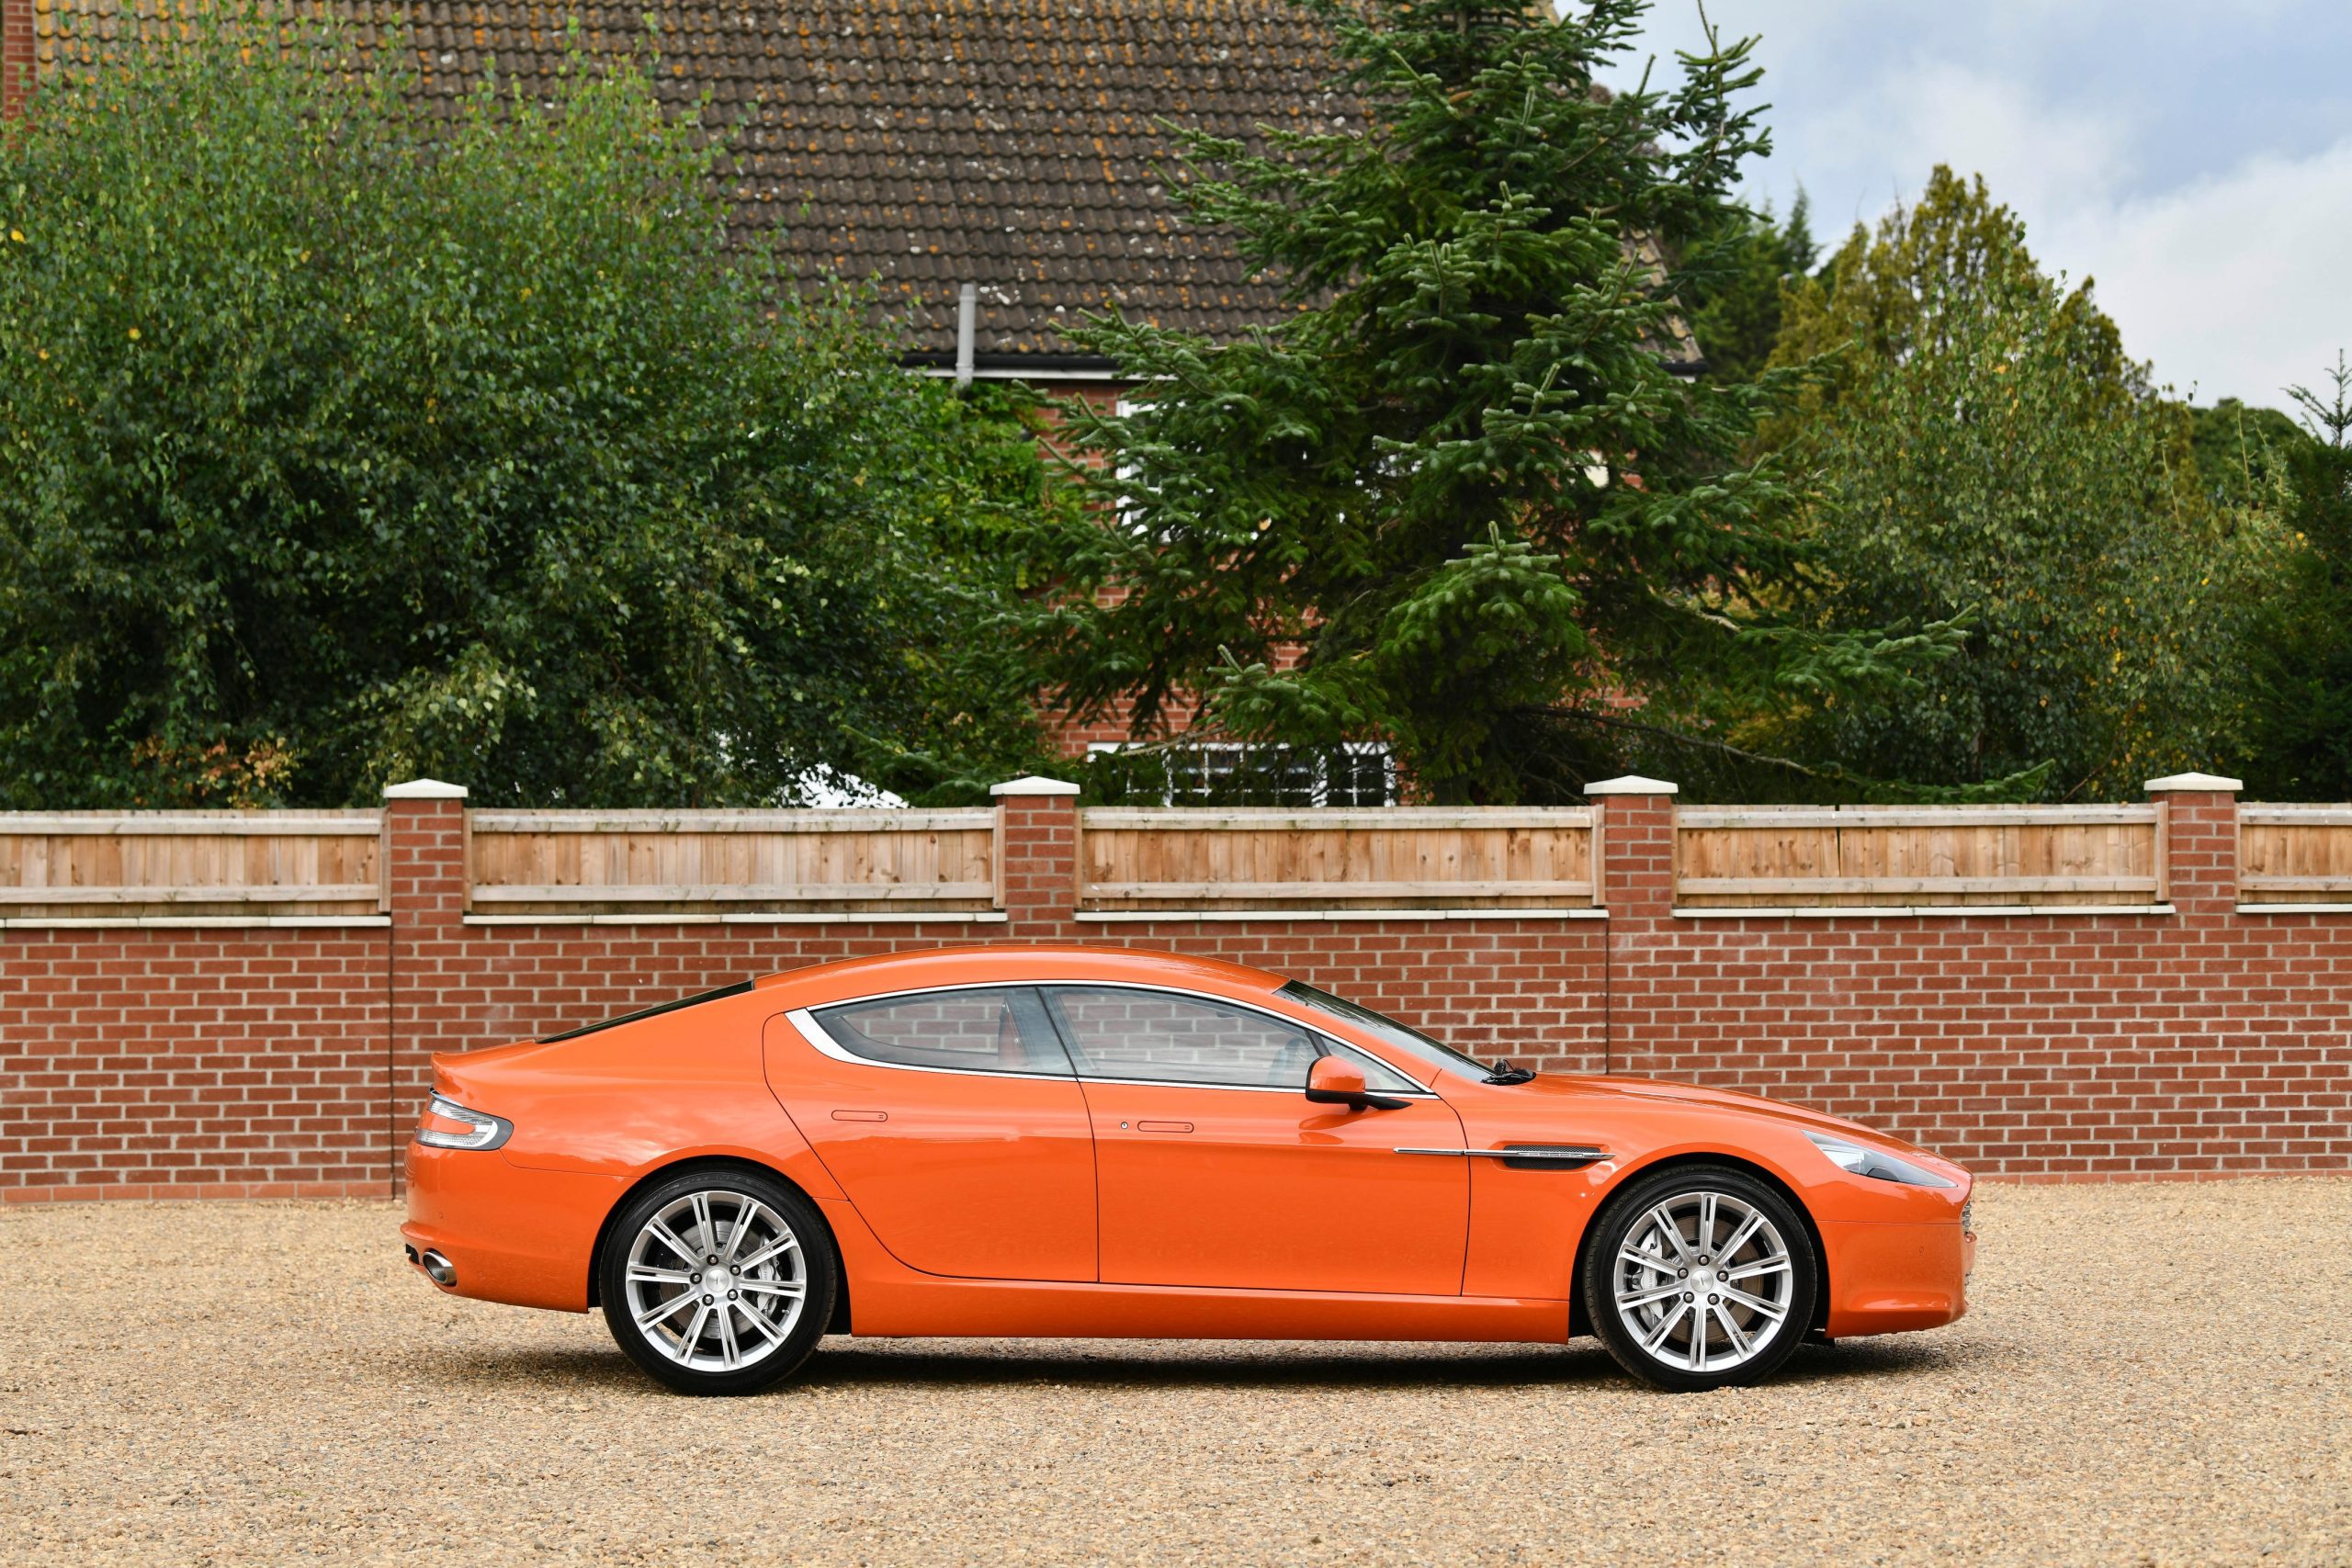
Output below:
[1568,1151,1830,1337]
[586,1154,852,1334]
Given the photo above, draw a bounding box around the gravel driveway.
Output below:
[2,1179,2346,1565]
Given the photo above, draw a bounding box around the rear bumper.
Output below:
[401,1142,623,1313]
[1818,1218,1971,1337]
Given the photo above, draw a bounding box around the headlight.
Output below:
[1804,1131,1953,1188]
[415,1094,513,1151]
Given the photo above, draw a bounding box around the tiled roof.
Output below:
[40,0,1699,370]
[44,0,1345,363]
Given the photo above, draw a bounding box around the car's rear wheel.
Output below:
[1582,1165,1817,1392]
[597,1168,836,1395]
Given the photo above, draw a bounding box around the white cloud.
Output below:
[1798,62,2137,226]
[1593,1,2352,405]
[2039,140,2352,407]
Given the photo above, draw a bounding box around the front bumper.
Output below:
[1818,1216,1972,1337]
[401,1141,623,1313]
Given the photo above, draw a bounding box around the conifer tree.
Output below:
[1022,0,1954,802]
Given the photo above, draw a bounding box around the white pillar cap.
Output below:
[1583,775,1680,796]
[2143,772,2243,794]
[382,779,470,800]
[989,775,1081,797]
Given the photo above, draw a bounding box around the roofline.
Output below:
[901,350,1709,382]
[901,350,1126,381]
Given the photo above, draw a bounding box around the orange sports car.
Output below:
[402,946,1974,1393]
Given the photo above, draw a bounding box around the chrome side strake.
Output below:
[1395,1145,1610,1162]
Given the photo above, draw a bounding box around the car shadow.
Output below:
[799,1338,1626,1392]
[409,1332,1995,1397]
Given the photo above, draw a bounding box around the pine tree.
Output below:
[1021,0,1952,803]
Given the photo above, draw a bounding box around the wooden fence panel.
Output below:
[1077,807,1596,911]
[2239,805,2352,906]
[0,810,384,920]
[466,809,1000,918]
[1675,805,2162,908]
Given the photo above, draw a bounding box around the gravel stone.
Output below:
[1,1179,2346,1564]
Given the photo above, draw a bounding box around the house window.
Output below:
[1087,741,1396,807]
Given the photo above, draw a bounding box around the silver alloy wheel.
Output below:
[622,1190,807,1371]
[1610,1190,1794,1373]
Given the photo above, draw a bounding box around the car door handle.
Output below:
[1135,1120,1194,1134]
[831,1110,888,1122]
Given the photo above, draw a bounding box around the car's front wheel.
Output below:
[1582,1165,1817,1392]
[597,1168,837,1395]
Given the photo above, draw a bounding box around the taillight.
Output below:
[415,1094,513,1151]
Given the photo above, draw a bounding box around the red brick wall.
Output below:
[2,0,30,119]
[4,780,2346,1201]
[0,929,390,1200]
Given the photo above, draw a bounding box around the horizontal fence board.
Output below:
[1078,809,1596,910]
[466,814,989,838]
[1082,808,1593,830]
[0,811,384,919]
[1085,879,1596,901]
[2241,805,2352,825]
[2238,813,2352,903]
[1677,807,2161,908]
[468,809,1000,917]
[1677,875,2155,897]
[0,811,380,835]
[1678,806,2156,829]
[469,882,996,904]
[0,882,381,905]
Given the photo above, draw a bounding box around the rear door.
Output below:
[763,985,1096,1282]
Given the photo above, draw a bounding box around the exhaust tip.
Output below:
[416,1247,458,1288]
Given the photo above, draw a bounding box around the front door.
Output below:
[1044,985,1470,1295]
[763,985,1096,1282]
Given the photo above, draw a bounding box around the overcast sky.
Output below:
[1589,0,2352,410]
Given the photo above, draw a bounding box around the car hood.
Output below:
[1477,1071,1932,1155]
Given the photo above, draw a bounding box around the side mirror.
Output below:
[1304,1054,1408,1111]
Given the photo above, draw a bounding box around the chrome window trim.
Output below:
[786,1009,1080,1085]
[786,977,1436,1099]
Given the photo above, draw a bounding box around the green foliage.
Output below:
[2243,355,2352,797]
[0,8,1046,808]
[1681,191,1817,385]
[1020,0,1955,804]
[2179,397,2304,514]
[1754,168,2273,799]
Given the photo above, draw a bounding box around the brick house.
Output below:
[10,0,1695,802]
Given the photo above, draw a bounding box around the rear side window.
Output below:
[1046,986,1415,1092]
[813,987,1071,1077]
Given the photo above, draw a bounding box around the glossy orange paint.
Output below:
[401,945,1973,1348]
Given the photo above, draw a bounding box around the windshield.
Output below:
[1276,980,1496,1080]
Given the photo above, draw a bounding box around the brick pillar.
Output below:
[990,774,1080,937]
[383,778,469,1183]
[2,0,30,120]
[2147,771,2243,919]
[1587,774,1680,1073]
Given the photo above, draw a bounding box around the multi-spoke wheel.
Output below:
[1582,1166,1817,1392]
[597,1168,836,1395]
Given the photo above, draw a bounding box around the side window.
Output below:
[1046,987,1415,1092]
[814,987,1070,1077]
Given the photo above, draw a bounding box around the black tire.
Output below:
[1581,1164,1817,1393]
[596,1166,838,1396]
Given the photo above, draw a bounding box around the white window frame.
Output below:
[1084,739,1396,807]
